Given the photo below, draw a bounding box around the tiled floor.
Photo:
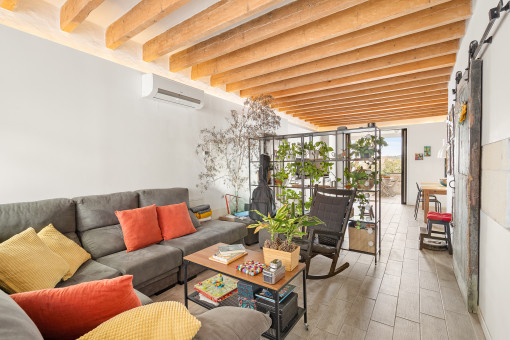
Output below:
[152,200,486,340]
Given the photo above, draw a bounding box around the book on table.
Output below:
[218,244,246,255]
[255,285,296,304]
[209,251,247,264]
[194,274,238,303]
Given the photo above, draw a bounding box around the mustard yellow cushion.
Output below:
[79,302,201,340]
[38,224,91,280]
[0,228,69,293]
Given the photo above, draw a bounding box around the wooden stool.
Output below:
[420,212,452,254]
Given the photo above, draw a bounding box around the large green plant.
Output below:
[248,203,323,250]
[349,135,388,159]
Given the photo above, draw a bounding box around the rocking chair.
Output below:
[294,185,356,280]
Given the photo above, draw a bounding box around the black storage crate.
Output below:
[255,292,298,332]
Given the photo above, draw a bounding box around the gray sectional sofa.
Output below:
[0,188,248,298]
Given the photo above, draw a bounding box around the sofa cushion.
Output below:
[159,220,247,256]
[80,224,126,259]
[194,306,271,340]
[134,290,153,306]
[137,188,200,228]
[0,198,75,242]
[11,276,141,340]
[74,192,138,232]
[96,245,182,287]
[56,259,121,288]
[157,203,197,240]
[116,205,163,252]
[38,224,92,280]
[78,302,201,340]
[0,228,69,293]
[0,289,44,340]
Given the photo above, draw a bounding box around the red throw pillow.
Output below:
[157,202,197,240]
[11,275,141,340]
[115,204,162,252]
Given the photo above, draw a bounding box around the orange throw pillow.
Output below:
[115,204,162,252]
[11,275,141,340]
[157,203,197,240]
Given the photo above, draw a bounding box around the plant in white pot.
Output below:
[248,203,323,271]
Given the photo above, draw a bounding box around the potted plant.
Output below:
[248,203,323,271]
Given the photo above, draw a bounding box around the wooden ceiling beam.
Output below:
[191,0,456,79]
[286,90,448,114]
[311,109,447,124]
[169,0,368,72]
[232,40,458,93]
[295,100,448,119]
[276,84,448,111]
[216,21,465,88]
[0,0,17,10]
[143,0,284,62]
[274,73,451,105]
[106,0,193,50]
[306,106,447,122]
[60,0,105,33]
[258,54,456,99]
[314,111,447,127]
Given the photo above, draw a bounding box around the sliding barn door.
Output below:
[453,59,482,312]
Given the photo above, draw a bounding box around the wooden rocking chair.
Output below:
[294,186,356,280]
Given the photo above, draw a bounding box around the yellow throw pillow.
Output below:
[38,224,91,280]
[0,228,69,293]
[79,302,201,340]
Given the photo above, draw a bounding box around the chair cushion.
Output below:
[157,203,197,240]
[56,259,121,288]
[427,212,452,222]
[0,228,69,293]
[11,276,141,340]
[159,220,247,256]
[195,306,272,340]
[78,302,201,340]
[0,289,43,340]
[0,198,75,243]
[38,224,91,280]
[115,205,163,252]
[96,245,182,286]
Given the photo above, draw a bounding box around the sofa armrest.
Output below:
[194,306,271,340]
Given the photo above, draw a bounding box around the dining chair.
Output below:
[414,183,441,219]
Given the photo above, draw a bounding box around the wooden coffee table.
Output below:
[183,243,308,340]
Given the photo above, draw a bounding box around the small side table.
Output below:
[219,216,258,245]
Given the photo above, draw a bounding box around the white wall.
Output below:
[0,25,307,214]
[447,1,510,339]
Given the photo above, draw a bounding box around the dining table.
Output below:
[420,182,447,222]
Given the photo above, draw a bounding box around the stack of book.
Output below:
[209,244,247,264]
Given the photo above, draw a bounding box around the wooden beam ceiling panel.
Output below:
[291,96,448,118]
[0,0,17,10]
[191,0,457,79]
[60,0,105,33]
[212,18,466,86]
[306,105,447,122]
[273,73,451,105]
[106,0,193,50]
[231,40,458,93]
[276,84,448,111]
[286,90,448,114]
[143,0,285,62]
[312,108,447,123]
[315,111,447,127]
[169,0,368,72]
[256,54,456,99]
[295,100,448,119]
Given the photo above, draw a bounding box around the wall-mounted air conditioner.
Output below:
[142,73,204,109]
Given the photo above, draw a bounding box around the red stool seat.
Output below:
[427,212,451,222]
